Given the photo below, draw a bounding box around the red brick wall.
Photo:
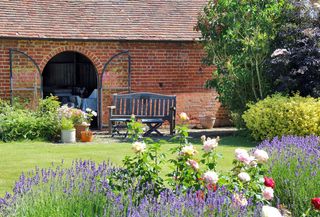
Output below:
[0,39,231,127]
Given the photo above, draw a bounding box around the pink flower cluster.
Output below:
[201,135,219,152]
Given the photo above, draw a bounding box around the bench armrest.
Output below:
[108,106,116,117]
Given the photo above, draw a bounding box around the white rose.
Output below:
[238,172,251,182]
[132,141,146,153]
[262,205,282,217]
[91,111,97,117]
[203,171,219,184]
[254,149,269,163]
[181,145,197,156]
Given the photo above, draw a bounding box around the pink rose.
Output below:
[263,187,274,200]
[235,149,254,165]
[203,137,219,152]
[186,159,199,171]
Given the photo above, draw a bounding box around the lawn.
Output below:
[0,135,256,195]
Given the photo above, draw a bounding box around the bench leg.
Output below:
[108,119,112,135]
[143,123,163,137]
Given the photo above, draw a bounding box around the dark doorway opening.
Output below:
[43,51,98,127]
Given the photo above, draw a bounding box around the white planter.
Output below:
[61,129,76,143]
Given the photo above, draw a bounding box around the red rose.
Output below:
[311,198,320,210]
[264,177,275,189]
[206,184,217,192]
[196,190,205,201]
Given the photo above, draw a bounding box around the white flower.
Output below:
[181,145,197,156]
[91,111,97,117]
[81,122,90,126]
[86,108,92,112]
[271,49,290,58]
[238,172,251,182]
[203,171,219,184]
[254,149,269,163]
[262,205,282,217]
[132,141,146,153]
[263,187,274,201]
[200,135,206,142]
[203,137,219,152]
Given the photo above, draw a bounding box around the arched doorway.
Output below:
[42,51,98,127]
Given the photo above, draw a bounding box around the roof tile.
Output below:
[0,0,207,41]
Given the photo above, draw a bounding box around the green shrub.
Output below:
[0,96,60,142]
[60,118,74,130]
[242,94,320,140]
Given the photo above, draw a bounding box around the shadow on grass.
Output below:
[108,134,258,149]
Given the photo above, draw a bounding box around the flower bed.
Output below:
[257,136,320,216]
[0,113,287,217]
[0,160,263,217]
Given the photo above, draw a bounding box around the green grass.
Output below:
[0,136,256,196]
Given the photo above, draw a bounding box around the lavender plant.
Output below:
[257,136,320,216]
[0,160,264,217]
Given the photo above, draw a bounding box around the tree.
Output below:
[196,0,292,127]
[267,1,320,97]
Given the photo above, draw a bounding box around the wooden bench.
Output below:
[108,92,176,136]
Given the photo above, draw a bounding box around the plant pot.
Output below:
[199,116,216,129]
[61,129,76,143]
[75,124,90,141]
[81,131,93,142]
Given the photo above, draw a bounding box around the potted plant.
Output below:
[71,108,96,141]
[80,129,93,142]
[60,117,76,143]
[79,108,97,142]
[58,105,97,141]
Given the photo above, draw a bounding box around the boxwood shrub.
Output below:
[242,94,320,140]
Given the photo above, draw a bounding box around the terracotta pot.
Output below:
[75,124,89,141]
[81,131,93,142]
[199,116,216,129]
[61,129,76,143]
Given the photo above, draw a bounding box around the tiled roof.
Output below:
[0,0,207,41]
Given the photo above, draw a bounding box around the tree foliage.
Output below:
[267,1,320,97]
[196,0,292,126]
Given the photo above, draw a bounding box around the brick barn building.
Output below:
[0,0,230,129]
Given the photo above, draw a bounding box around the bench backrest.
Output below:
[112,92,176,119]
